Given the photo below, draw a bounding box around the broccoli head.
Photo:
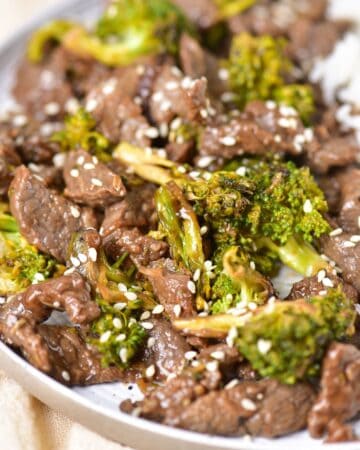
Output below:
[0,213,60,295]
[52,109,111,162]
[274,84,315,124]
[175,288,356,383]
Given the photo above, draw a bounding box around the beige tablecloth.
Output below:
[0,1,132,449]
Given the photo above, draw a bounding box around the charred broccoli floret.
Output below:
[224,32,314,121]
[0,213,59,295]
[52,109,111,162]
[175,289,356,383]
[89,297,147,367]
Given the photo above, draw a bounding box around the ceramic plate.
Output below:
[0,1,359,448]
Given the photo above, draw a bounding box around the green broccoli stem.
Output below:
[257,235,329,277]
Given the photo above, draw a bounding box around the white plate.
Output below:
[0,1,359,448]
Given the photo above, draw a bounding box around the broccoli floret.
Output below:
[214,0,257,19]
[175,289,356,383]
[0,213,60,295]
[88,297,147,367]
[211,246,273,313]
[52,109,111,162]
[224,32,315,119]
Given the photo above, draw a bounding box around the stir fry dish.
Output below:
[1,0,360,443]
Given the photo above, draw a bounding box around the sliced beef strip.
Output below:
[199,100,313,158]
[63,150,126,207]
[320,233,360,292]
[149,64,209,127]
[101,184,157,236]
[0,140,21,196]
[165,140,195,163]
[9,166,94,262]
[103,227,168,267]
[308,343,360,442]
[0,273,99,372]
[38,325,123,386]
[138,317,190,380]
[171,0,219,28]
[287,273,358,303]
[140,259,196,320]
[336,168,360,234]
[28,163,63,189]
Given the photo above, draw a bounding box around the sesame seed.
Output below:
[165,81,179,90]
[355,304,360,315]
[88,247,97,262]
[145,364,156,379]
[248,302,257,311]
[70,168,79,178]
[303,199,313,213]
[221,92,236,102]
[193,269,201,282]
[92,156,99,164]
[322,277,334,288]
[159,123,168,137]
[197,156,215,168]
[12,114,28,127]
[173,304,181,317]
[343,241,356,248]
[206,360,219,372]
[77,155,85,165]
[141,322,154,330]
[225,379,239,390]
[330,228,343,237]
[53,301,60,308]
[116,334,126,342]
[91,178,103,187]
[0,297,6,305]
[153,91,164,102]
[70,206,80,218]
[274,134,282,143]
[136,65,145,75]
[118,283,127,292]
[184,351,197,360]
[70,256,80,267]
[278,117,290,128]
[119,348,128,363]
[350,235,360,243]
[114,302,127,311]
[40,122,56,137]
[220,136,236,146]
[147,337,156,348]
[226,327,238,347]
[144,127,159,139]
[266,100,276,109]
[140,311,151,321]
[152,304,164,315]
[200,226,208,235]
[100,330,111,343]
[64,267,76,276]
[86,98,98,112]
[236,166,247,176]
[257,339,272,355]
[125,291,137,301]
[84,163,95,170]
[249,261,256,270]
[187,280,196,294]
[113,318,122,329]
[102,78,117,95]
[53,153,66,168]
[65,97,80,114]
[160,100,171,112]
[61,370,71,382]
[171,66,182,77]
[210,350,225,361]
[181,76,194,89]
[170,117,182,130]
[317,270,326,282]
[44,102,60,116]
[200,108,208,119]
[78,253,87,263]
[218,68,229,80]
[304,128,314,142]
[241,398,257,411]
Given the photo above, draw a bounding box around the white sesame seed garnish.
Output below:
[65,97,80,114]
[197,156,215,168]
[12,114,28,127]
[44,102,60,116]
[53,301,60,308]
[193,269,201,282]
[114,302,127,311]
[144,127,159,139]
[206,360,219,372]
[185,351,198,360]
[100,330,111,343]
[355,304,360,315]
[145,364,156,379]
[225,379,239,390]
[102,78,117,95]
[141,322,154,330]
[303,199,313,213]
[136,64,145,75]
[125,291,137,301]
[170,117,182,130]
[70,256,80,267]
[165,81,179,90]
[159,123,168,138]
[117,283,127,293]
[221,92,236,103]
[350,235,360,243]
[226,327,238,347]
[119,347,128,363]
[84,162,95,170]
[70,168,79,178]
[322,277,334,288]
[61,370,71,382]
[236,166,247,176]
[329,228,343,237]
[266,100,276,109]
[257,339,272,355]
[210,350,225,361]
[70,206,80,218]
[88,247,97,262]
[160,100,172,112]
[187,280,196,294]
[78,253,87,263]
[304,128,314,142]
[0,297,6,305]
[76,155,85,166]
[152,304,164,315]
[140,311,151,321]
[220,136,237,146]
[249,261,256,270]
[113,318,122,329]
[274,134,282,143]
[116,334,126,342]
[86,98,98,112]
[248,302,257,311]
[91,178,103,187]
[218,68,229,80]
[147,337,156,348]
[153,91,164,103]
[317,270,326,282]
[241,398,257,411]
[200,226,208,235]
[343,241,356,248]
[173,304,181,317]
[64,267,76,276]
[200,109,208,119]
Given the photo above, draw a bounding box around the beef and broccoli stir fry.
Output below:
[1,0,360,443]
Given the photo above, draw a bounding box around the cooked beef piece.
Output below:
[13,49,72,120]
[140,259,196,320]
[305,136,359,174]
[0,141,21,196]
[38,325,123,385]
[28,163,63,189]
[287,273,358,303]
[199,100,313,158]
[171,0,218,28]
[308,343,360,442]
[0,273,99,371]
[139,317,190,380]
[320,233,360,292]
[336,168,360,234]
[179,34,227,98]
[63,150,126,207]
[317,175,341,214]
[149,64,209,126]
[165,140,195,163]
[198,343,242,381]
[84,70,151,146]
[101,184,157,236]
[9,166,94,262]
[103,228,168,267]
